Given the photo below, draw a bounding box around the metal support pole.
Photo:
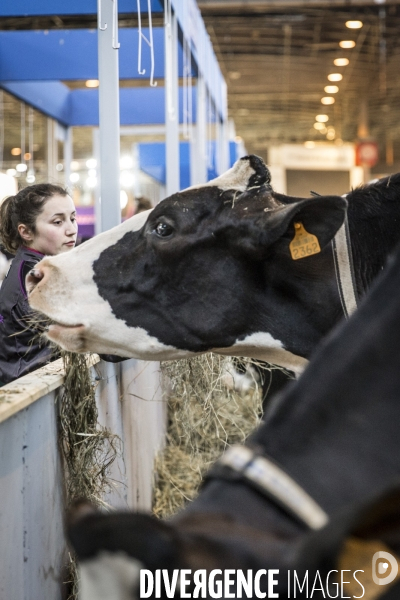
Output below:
[47,118,57,182]
[190,76,207,186]
[92,127,102,235]
[64,127,72,188]
[217,118,229,175]
[164,3,180,196]
[97,0,121,232]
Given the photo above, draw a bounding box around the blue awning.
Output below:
[0,0,163,17]
[0,29,185,81]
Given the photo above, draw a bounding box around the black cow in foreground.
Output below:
[68,247,400,599]
[27,156,400,377]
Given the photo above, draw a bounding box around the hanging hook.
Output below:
[98,0,107,31]
[137,0,157,86]
[112,0,120,49]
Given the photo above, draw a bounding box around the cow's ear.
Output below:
[219,195,347,259]
[266,195,348,249]
[294,486,400,594]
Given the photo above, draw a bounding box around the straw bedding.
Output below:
[153,354,270,518]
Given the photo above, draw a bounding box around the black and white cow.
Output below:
[27,155,400,373]
[68,247,400,599]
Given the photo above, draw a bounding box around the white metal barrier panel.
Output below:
[0,356,166,599]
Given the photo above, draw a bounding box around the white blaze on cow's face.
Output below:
[79,551,142,600]
[28,209,197,360]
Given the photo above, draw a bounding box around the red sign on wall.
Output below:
[355,141,379,167]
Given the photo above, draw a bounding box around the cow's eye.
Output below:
[154,222,174,238]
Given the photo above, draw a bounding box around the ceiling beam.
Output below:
[198,1,398,11]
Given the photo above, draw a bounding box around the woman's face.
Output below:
[24,194,78,255]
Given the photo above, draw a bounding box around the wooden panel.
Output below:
[120,360,166,511]
[95,360,129,509]
[0,392,65,600]
[0,411,25,599]
[23,393,65,600]
[0,357,166,597]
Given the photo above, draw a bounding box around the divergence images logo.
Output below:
[372,551,398,586]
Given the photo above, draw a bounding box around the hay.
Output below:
[59,351,120,600]
[153,354,266,519]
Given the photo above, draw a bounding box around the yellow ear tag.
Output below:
[289,222,321,260]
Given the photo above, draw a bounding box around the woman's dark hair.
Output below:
[0,183,68,254]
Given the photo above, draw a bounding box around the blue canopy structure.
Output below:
[0,0,163,17]
[0,29,176,82]
[0,0,230,231]
[139,141,240,190]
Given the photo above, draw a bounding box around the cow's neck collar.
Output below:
[332,214,358,319]
[207,444,329,531]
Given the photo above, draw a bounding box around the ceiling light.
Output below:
[11,147,21,156]
[120,190,128,209]
[346,20,363,29]
[26,170,36,183]
[339,40,356,49]
[235,136,243,143]
[71,160,80,171]
[86,79,99,88]
[229,71,241,80]
[69,173,80,183]
[328,73,343,82]
[334,58,349,66]
[120,155,133,170]
[321,97,335,105]
[120,171,135,188]
[315,114,329,123]
[24,152,31,160]
[6,168,17,177]
[56,163,64,171]
[86,158,97,169]
[314,122,326,131]
[304,141,315,148]
[86,176,97,188]
[16,163,27,172]
[324,86,339,94]
[326,128,336,141]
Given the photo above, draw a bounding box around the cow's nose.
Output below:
[26,267,44,294]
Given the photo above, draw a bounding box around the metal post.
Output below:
[97,0,121,232]
[217,118,230,175]
[64,127,72,188]
[92,127,102,235]
[47,118,57,182]
[164,2,180,196]
[190,76,207,186]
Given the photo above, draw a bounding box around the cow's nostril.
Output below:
[26,268,44,294]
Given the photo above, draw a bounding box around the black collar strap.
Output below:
[332,215,358,319]
[206,445,329,531]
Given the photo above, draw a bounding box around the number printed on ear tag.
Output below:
[289,222,321,260]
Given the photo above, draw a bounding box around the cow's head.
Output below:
[68,487,400,600]
[27,155,347,368]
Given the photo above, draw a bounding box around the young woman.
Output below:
[0,183,78,385]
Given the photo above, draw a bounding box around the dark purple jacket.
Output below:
[0,246,55,385]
